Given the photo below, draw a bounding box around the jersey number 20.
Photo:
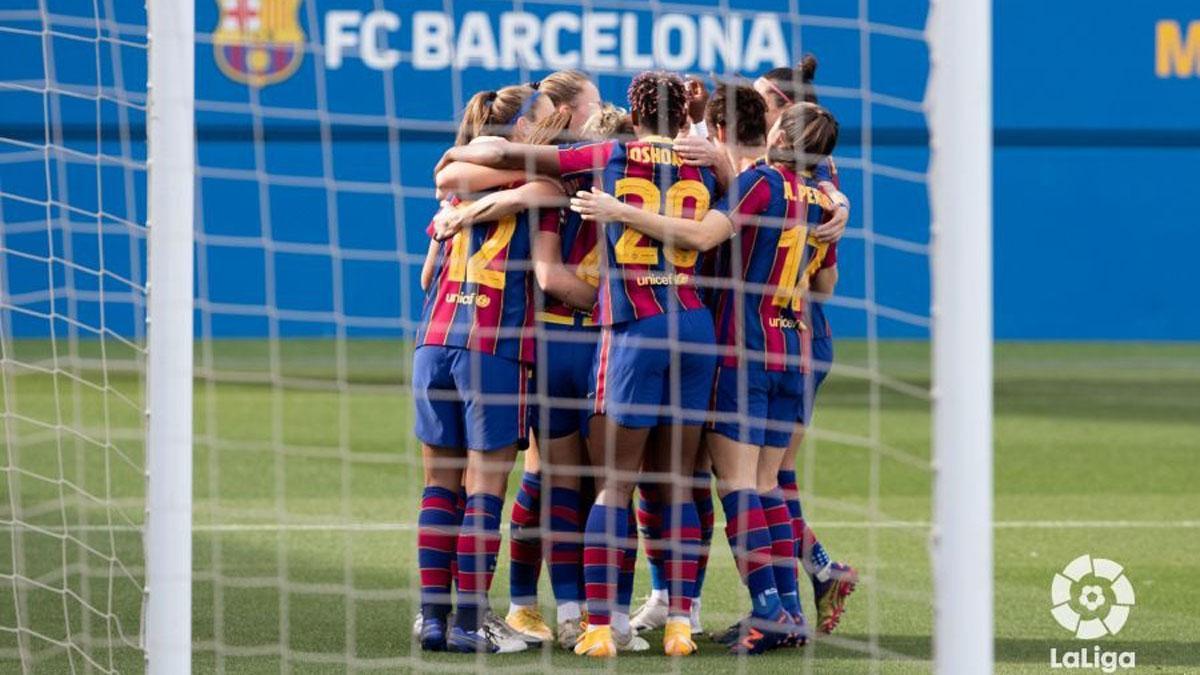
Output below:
[612,178,709,268]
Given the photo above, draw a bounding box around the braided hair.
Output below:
[626,71,689,137]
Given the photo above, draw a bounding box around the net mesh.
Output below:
[0,1,148,671]
[1,0,935,671]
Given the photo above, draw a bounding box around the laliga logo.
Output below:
[1050,554,1135,639]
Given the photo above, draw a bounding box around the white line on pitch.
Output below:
[8,520,1199,533]
[187,519,1200,532]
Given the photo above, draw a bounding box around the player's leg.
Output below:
[757,445,806,635]
[506,439,547,642]
[704,365,796,654]
[630,476,669,633]
[412,345,467,651]
[453,444,520,652]
[576,416,650,657]
[574,321,664,657]
[782,333,858,634]
[447,349,529,653]
[523,323,597,647]
[758,369,810,633]
[655,308,718,656]
[690,447,714,635]
[542,431,587,647]
[612,505,649,651]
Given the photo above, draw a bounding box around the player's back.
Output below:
[419,194,537,364]
[594,136,720,326]
[712,161,834,371]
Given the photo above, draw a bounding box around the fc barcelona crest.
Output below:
[214,0,304,87]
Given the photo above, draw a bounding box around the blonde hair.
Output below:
[456,84,540,146]
[580,104,634,141]
[523,70,592,143]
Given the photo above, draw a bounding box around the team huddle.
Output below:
[411,58,858,657]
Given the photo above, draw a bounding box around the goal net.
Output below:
[0,0,990,672]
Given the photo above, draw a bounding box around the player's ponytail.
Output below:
[456,84,544,145]
[457,89,499,146]
[770,102,839,172]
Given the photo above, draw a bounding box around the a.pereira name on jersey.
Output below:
[324,10,791,74]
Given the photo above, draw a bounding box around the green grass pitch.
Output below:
[1,340,1198,673]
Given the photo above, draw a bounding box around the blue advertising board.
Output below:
[1,1,1197,340]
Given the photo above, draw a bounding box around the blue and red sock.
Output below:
[455,493,503,631]
[760,488,802,617]
[721,489,782,620]
[637,484,668,594]
[418,486,458,622]
[618,506,638,613]
[582,504,628,626]
[660,499,701,618]
[778,469,832,577]
[508,471,542,606]
[547,486,583,604]
[692,471,714,599]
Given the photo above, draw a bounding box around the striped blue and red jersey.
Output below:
[711,160,836,371]
[798,168,839,339]
[537,175,600,327]
[418,192,553,364]
[557,137,721,326]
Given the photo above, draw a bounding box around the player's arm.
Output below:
[435,139,562,177]
[431,179,565,241]
[812,157,850,243]
[435,163,530,200]
[419,239,439,291]
[533,230,597,312]
[570,186,734,252]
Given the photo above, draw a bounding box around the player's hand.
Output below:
[433,148,457,178]
[684,77,710,125]
[431,202,467,241]
[673,135,721,167]
[569,186,625,222]
[813,195,849,243]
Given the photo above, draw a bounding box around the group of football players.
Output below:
[410,57,859,658]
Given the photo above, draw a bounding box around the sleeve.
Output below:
[821,241,838,268]
[557,140,616,178]
[538,207,564,234]
[714,171,771,232]
[813,157,840,190]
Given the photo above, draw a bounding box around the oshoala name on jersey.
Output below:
[636,272,691,287]
[627,145,683,167]
[445,291,491,308]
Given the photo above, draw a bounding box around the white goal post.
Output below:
[144,0,194,673]
[929,0,994,673]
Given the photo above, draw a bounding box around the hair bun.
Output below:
[799,54,818,83]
